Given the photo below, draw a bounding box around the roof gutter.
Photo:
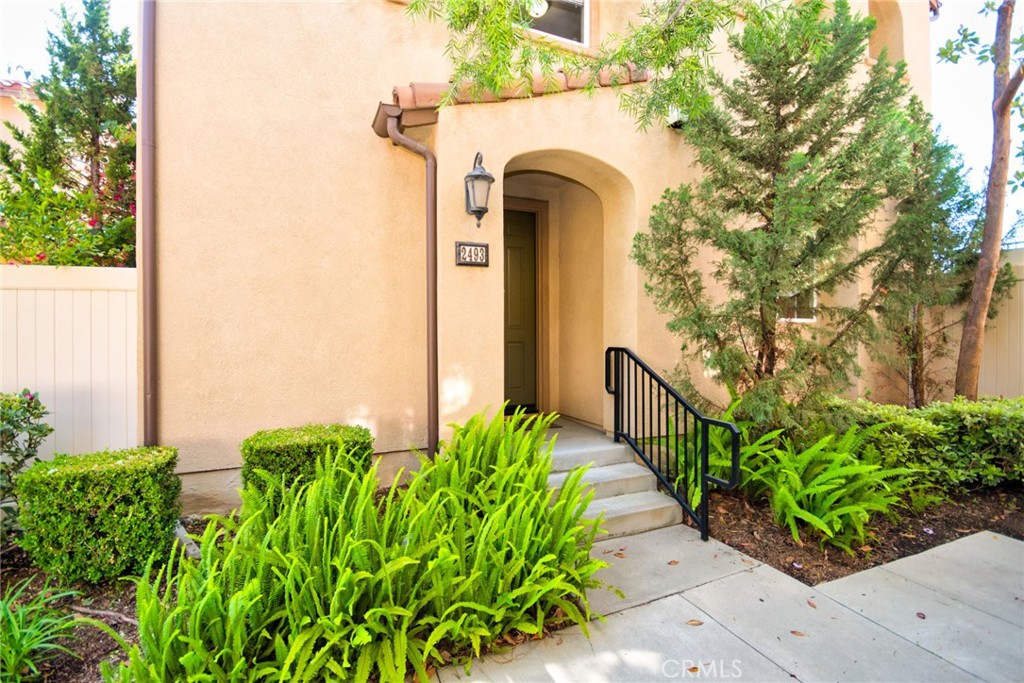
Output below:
[372,103,440,455]
[140,0,157,446]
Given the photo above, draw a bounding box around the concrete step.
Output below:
[548,440,635,472]
[548,462,656,501]
[583,490,684,539]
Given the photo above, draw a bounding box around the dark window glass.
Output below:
[530,0,586,44]
[779,291,816,321]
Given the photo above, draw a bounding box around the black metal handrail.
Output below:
[605,347,741,540]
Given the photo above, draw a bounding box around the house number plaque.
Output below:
[455,242,489,267]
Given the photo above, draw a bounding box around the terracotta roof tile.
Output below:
[394,68,649,111]
[0,79,36,99]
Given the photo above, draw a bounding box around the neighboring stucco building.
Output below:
[0,79,39,150]
[142,0,934,512]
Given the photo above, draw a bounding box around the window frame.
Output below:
[778,289,818,324]
[528,0,591,48]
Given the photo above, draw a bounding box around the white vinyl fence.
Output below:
[1,265,138,458]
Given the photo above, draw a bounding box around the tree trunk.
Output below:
[910,303,926,408]
[90,132,102,196]
[955,0,1020,399]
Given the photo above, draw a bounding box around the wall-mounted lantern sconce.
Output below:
[464,152,495,227]
[530,0,550,18]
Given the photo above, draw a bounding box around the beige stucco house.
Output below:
[1,79,40,150]
[140,1,934,512]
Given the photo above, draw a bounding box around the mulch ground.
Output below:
[0,543,138,682]
[2,487,1022,680]
[708,484,1024,585]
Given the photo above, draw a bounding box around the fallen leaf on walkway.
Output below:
[668,560,679,566]
[686,619,704,626]
[713,553,719,559]
[613,552,627,559]
[790,630,806,637]
[916,612,926,620]
[556,637,563,646]
[741,558,755,566]
[806,599,817,609]
[688,667,700,673]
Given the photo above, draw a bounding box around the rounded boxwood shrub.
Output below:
[16,447,180,584]
[240,423,373,491]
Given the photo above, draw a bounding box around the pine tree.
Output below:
[0,0,135,266]
[631,0,913,422]
[872,102,1016,407]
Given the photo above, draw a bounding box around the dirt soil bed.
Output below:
[708,485,1024,585]
[0,544,138,683]
[3,489,1022,680]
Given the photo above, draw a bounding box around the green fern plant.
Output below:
[747,426,919,554]
[102,407,605,682]
[648,400,780,509]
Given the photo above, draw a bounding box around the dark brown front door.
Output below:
[504,209,538,411]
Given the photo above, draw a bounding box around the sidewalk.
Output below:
[439,527,1024,682]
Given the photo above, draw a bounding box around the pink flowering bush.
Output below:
[0,389,54,544]
[0,169,133,266]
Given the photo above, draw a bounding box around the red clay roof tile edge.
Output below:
[393,67,650,111]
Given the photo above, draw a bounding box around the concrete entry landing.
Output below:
[440,529,1024,682]
[546,418,683,538]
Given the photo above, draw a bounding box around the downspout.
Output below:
[140,0,157,445]
[384,115,439,456]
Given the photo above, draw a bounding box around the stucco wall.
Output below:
[557,182,604,427]
[0,84,38,148]
[151,0,933,512]
[153,0,453,486]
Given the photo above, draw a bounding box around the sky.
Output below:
[931,0,1023,241]
[0,0,1019,237]
[1,1,138,80]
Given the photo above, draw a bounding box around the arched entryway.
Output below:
[502,150,637,430]
[868,0,905,64]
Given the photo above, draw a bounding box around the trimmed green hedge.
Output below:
[828,397,1024,488]
[240,423,373,490]
[918,397,1024,488]
[824,398,942,466]
[16,447,180,584]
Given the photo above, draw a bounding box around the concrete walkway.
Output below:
[439,527,1024,683]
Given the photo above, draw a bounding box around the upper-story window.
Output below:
[778,290,817,323]
[529,0,588,46]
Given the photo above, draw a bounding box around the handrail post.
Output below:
[613,350,621,441]
[700,422,710,541]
